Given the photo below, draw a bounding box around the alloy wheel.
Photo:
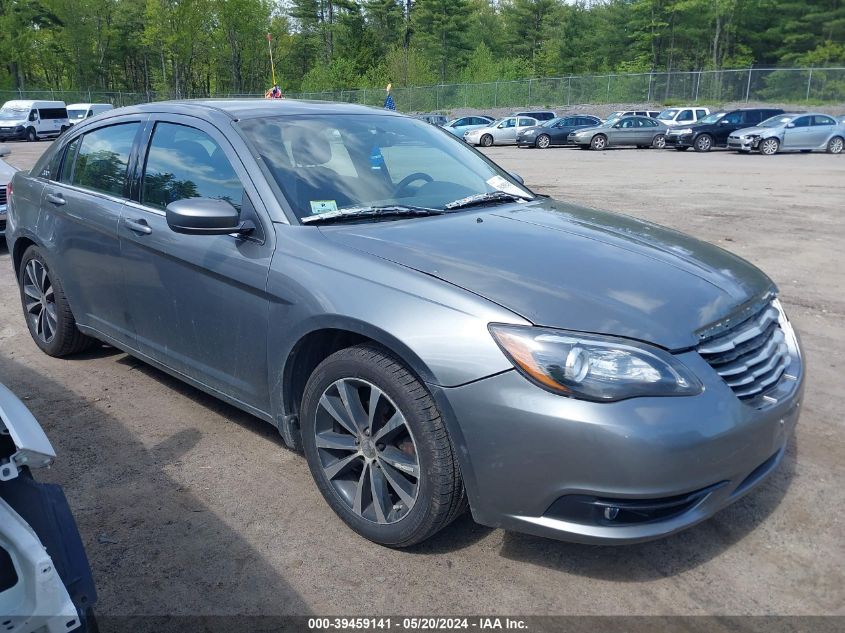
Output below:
[537,135,550,149]
[695,135,712,152]
[591,135,606,150]
[653,134,666,149]
[23,259,57,343]
[760,138,779,155]
[314,378,420,525]
[828,137,844,154]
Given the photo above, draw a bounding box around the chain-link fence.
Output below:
[3,67,844,113]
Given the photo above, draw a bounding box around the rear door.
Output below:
[810,115,837,147]
[38,117,144,345]
[119,115,275,412]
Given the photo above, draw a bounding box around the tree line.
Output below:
[1,0,843,97]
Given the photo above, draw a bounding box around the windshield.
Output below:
[67,109,87,120]
[541,118,561,127]
[238,114,533,222]
[760,114,796,127]
[657,109,680,120]
[698,112,726,124]
[0,107,28,121]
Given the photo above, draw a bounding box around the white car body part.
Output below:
[0,383,81,633]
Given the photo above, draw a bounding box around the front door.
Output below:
[496,118,518,143]
[782,115,814,149]
[38,119,142,345]
[610,117,641,146]
[119,116,275,413]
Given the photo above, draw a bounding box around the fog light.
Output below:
[603,506,619,521]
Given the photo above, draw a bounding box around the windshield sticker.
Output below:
[486,175,529,198]
[310,200,338,215]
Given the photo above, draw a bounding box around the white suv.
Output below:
[657,107,710,127]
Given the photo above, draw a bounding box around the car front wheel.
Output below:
[759,137,780,155]
[301,344,466,547]
[26,128,37,142]
[536,134,551,149]
[18,246,97,357]
[694,134,713,152]
[590,135,607,150]
[480,134,493,147]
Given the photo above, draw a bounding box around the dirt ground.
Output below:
[0,141,843,618]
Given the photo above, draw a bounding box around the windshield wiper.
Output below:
[443,190,533,210]
[301,205,444,225]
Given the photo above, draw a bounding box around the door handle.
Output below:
[124,218,152,235]
[46,193,66,206]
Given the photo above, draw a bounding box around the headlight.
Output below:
[489,324,703,402]
[675,128,693,135]
[745,134,761,141]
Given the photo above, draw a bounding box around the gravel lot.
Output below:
[0,141,843,618]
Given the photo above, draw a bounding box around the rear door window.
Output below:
[59,137,81,183]
[142,122,244,211]
[72,122,139,197]
[812,115,835,126]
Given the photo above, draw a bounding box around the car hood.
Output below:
[732,125,776,136]
[319,200,775,350]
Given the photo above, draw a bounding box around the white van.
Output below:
[66,103,114,124]
[656,106,710,127]
[0,100,69,142]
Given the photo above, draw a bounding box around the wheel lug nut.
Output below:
[364,428,370,436]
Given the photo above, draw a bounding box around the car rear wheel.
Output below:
[759,137,780,155]
[26,128,37,142]
[827,136,844,154]
[694,134,713,152]
[590,135,607,150]
[18,247,97,357]
[652,134,666,149]
[536,134,551,149]
[301,344,466,547]
[480,134,493,147]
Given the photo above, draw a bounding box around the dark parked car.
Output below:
[665,108,785,152]
[7,100,804,547]
[512,110,557,122]
[517,115,602,148]
[414,113,448,126]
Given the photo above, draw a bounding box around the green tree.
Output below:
[412,0,472,82]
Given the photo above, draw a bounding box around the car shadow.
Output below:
[497,428,798,580]
[0,356,311,629]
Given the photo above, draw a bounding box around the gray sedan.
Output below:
[6,100,803,547]
[728,112,845,155]
[0,145,16,236]
[569,115,669,150]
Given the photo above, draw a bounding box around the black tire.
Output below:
[18,246,97,357]
[535,134,551,149]
[480,134,493,147]
[827,136,844,154]
[694,134,713,152]
[301,344,466,547]
[26,127,37,142]
[590,134,607,150]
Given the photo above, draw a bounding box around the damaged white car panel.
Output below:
[0,383,91,633]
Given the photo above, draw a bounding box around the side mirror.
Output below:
[0,145,10,158]
[612,123,621,129]
[509,172,525,185]
[165,198,252,235]
[786,122,796,128]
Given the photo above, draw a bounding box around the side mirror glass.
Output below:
[165,198,250,235]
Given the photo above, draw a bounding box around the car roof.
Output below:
[105,99,405,122]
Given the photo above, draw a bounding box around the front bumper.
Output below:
[728,136,761,151]
[433,347,803,544]
[0,129,25,141]
[665,133,694,147]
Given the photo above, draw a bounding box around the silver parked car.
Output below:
[569,115,669,150]
[7,101,803,547]
[463,116,538,146]
[728,112,845,155]
[442,115,494,138]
